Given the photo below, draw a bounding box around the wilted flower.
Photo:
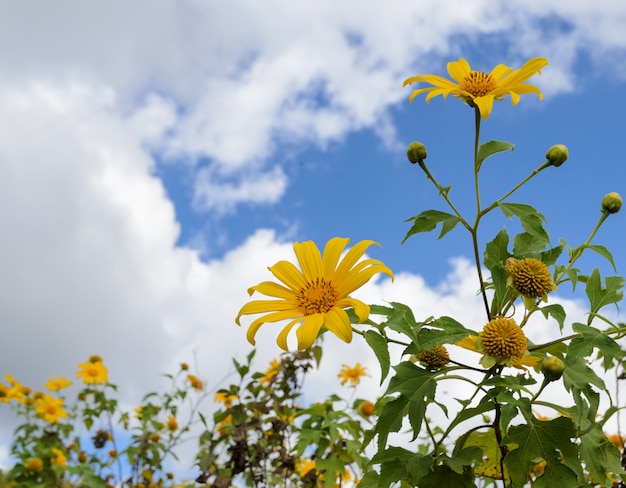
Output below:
[415,345,450,369]
[505,257,555,304]
[479,318,528,368]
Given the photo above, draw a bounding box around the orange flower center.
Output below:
[296,278,339,315]
[459,71,497,97]
[46,405,57,414]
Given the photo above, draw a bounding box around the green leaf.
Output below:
[371,446,414,486]
[563,355,606,392]
[459,429,507,481]
[476,139,515,172]
[587,244,617,272]
[580,424,626,487]
[417,464,476,488]
[375,396,405,449]
[484,229,512,316]
[364,330,390,384]
[403,209,461,243]
[540,245,564,266]
[585,268,624,316]
[415,316,477,351]
[497,202,549,245]
[503,416,583,488]
[512,231,546,256]
[538,304,566,331]
[385,362,437,440]
[569,322,622,369]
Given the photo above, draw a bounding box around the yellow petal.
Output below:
[323,308,353,343]
[337,260,393,295]
[489,63,513,81]
[277,318,303,351]
[295,314,325,350]
[246,310,302,346]
[456,335,479,352]
[321,237,349,277]
[334,240,380,284]
[268,260,306,290]
[249,281,295,300]
[337,297,370,323]
[498,57,548,87]
[473,95,496,120]
[294,240,323,280]
[447,58,471,83]
[236,300,298,325]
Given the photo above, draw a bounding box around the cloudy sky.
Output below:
[1,0,626,476]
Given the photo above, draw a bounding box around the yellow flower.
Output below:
[214,391,238,407]
[358,400,375,418]
[44,376,73,391]
[76,361,108,385]
[479,318,527,368]
[2,374,27,403]
[296,459,317,477]
[216,414,232,436]
[260,359,281,384]
[338,363,368,386]
[236,237,393,350]
[35,394,69,423]
[606,433,624,450]
[415,345,450,369]
[403,57,548,120]
[166,415,179,431]
[24,457,44,472]
[187,374,204,391]
[505,257,556,301]
[51,448,67,466]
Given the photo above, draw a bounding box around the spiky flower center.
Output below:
[506,258,554,297]
[296,278,339,315]
[459,71,497,97]
[416,345,450,368]
[480,318,527,359]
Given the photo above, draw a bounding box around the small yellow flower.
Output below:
[606,433,624,450]
[166,415,178,431]
[76,361,108,385]
[260,359,281,384]
[403,57,548,120]
[149,433,160,443]
[24,457,44,472]
[236,237,393,350]
[35,394,69,423]
[51,448,67,466]
[338,363,368,386]
[214,391,238,407]
[180,362,189,371]
[44,376,73,391]
[358,400,375,418]
[108,449,117,458]
[296,458,317,477]
[505,257,555,301]
[415,345,450,369]
[2,374,27,403]
[187,374,204,391]
[216,414,232,436]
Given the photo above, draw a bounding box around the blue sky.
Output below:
[1,0,625,477]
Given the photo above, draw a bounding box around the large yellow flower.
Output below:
[35,394,69,423]
[236,237,393,350]
[403,57,548,120]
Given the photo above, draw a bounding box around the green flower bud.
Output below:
[602,192,622,214]
[545,144,568,167]
[541,356,565,382]
[407,141,427,164]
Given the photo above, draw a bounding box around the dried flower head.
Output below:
[506,257,555,300]
[415,345,450,369]
[479,318,527,367]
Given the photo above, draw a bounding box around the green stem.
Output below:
[471,107,491,319]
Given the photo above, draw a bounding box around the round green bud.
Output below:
[407,141,427,164]
[545,144,568,167]
[541,356,565,382]
[602,192,622,214]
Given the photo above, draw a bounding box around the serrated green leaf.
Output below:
[364,330,390,384]
[538,303,566,331]
[568,322,622,369]
[512,231,545,256]
[580,425,626,487]
[375,396,405,449]
[416,316,477,350]
[503,416,583,488]
[540,245,563,266]
[498,202,550,246]
[460,429,508,481]
[403,209,461,243]
[484,229,512,316]
[417,464,477,487]
[585,268,624,316]
[476,139,515,172]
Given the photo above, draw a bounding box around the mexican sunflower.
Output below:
[236,237,393,350]
[403,57,548,120]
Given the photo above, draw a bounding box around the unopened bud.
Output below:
[602,192,622,214]
[541,356,565,382]
[407,141,427,164]
[545,144,568,167]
